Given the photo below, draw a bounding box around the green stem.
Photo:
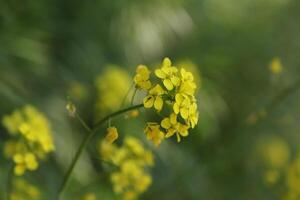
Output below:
[58,103,144,197]
[130,88,137,105]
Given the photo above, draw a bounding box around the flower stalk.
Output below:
[58,103,143,197]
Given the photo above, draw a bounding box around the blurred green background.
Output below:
[1,0,300,199]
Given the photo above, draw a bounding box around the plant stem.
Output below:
[58,103,143,197]
[130,88,137,105]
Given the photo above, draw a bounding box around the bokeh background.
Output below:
[1,0,300,199]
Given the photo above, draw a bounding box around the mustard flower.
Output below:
[144,123,164,146]
[99,136,154,200]
[143,84,165,111]
[95,66,131,117]
[155,57,180,90]
[133,57,199,144]
[105,126,119,144]
[13,153,39,176]
[134,65,152,90]
[10,178,40,200]
[161,113,189,142]
[2,105,55,175]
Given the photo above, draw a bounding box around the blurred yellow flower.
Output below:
[144,122,164,146]
[99,136,153,200]
[155,57,180,90]
[10,178,40,200]
[2,105,55,175]
[269,57,283,75]
[257,136,290,169]
[105,126,119,144]
[95,66,131,118]
[13,153,39,176]
[161,113,189,142]
[134,65,152,90]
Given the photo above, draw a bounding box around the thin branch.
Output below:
[58,103,144,197]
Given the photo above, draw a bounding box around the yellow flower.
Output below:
[13,153,38,176]
[11,178,40,200]
[2,105,55,176]
[269,57,283,75]
[124,137,145,157]
[105,127,119,144]
[95,66,131,117]
[179,68,196,96]
[187,102,199,128]
[99,136,154,200]
[134,65,152,90]
[173,94,190,119]
[155,57,180,90]
[161,113,189,142]
[135,57,199,144]
[143,84,165,111]
[144,123,164,146]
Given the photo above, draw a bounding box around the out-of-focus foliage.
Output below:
[1,0,300,199]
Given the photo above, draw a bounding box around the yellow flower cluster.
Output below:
[10,178,40,200]
[2,105,55,175]
[99,136,154,200]
[134,57,199,144]
[95,66,131,118]
[255,136,290,186]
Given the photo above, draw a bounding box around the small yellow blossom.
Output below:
[143,84,165,111]
[161,113,189,142]
[155,57,180,90]
[105,126,119,144]
[134,65,152,90]
[269,57,283,75]
[99,136,153,200]
[144,123,164,146]
[173,94,190,119]
[13,153,39,176]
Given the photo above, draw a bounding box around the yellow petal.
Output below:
[143,96,154,108]
[162,57,171,68]
[180,108,189,119]
[155,69,166,79]
[161,118,171,129]
[154,96,163,111]
[171,76,180,86]
[170,113,177,125]
[165,129,175,138]
[176,133,181,142]
[163,79,173,90]
[173,103,180,114]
